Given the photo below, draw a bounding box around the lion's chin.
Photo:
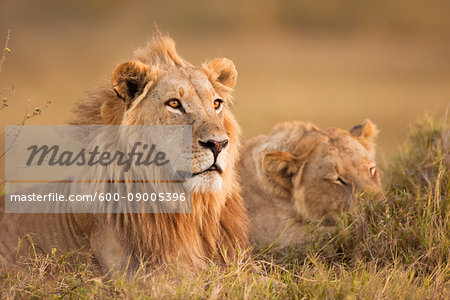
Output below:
[184,172,223,193]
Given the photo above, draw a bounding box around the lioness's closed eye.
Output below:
[238,120,381,248]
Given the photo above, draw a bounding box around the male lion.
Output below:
[0,32,249,273]
[238,120,381,247]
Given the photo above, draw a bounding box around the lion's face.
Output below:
[107,37,239,193]
[262,120,381,223]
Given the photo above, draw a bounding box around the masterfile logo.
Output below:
[4,125,192,213]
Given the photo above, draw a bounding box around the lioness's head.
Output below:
[259,120,381,223]
[98,33,239,193]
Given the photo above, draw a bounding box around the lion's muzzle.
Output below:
[194,137,229,175]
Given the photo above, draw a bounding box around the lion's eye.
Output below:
[214,99,223,110]
[370,167,377,176]
[166,99,182,109]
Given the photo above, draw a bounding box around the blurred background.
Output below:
[0,0,449,167]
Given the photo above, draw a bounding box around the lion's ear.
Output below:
[263,150,303,195]
[204,58,237,89]
[350,119,379,155]
[111,61,151,106]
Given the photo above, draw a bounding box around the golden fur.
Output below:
[0,32,249,273]
[238,120,381,247]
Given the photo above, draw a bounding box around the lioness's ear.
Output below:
[350,119,379,155]
[263,150,302,195]
[112,61,151,106]
[203,58,237,89]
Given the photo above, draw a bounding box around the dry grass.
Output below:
[1,114,448,299]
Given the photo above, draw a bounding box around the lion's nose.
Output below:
[198,139,229,158]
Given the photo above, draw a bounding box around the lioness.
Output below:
[0,32,249,273]
[239,120,381,247]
